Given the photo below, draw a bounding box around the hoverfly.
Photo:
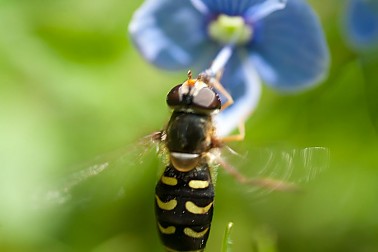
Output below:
[154,70,227,252]
[153,70,324,252]
[33,70,329,252]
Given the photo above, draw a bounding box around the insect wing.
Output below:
[32,133,162,209]
[221,146,330,198]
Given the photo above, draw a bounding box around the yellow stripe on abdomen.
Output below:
[183,227,209,238]
[157,223,176,234]
[188,179,209,189]
[155,195,177,211]
[185,201,213,214]
[161,176,178,186]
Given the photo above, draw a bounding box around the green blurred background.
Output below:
[1,0,378,251]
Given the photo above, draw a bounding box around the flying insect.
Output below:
[154,70,226,252]
[153,70,304,252]
[33,70,329,252]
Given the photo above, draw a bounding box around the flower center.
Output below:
[208,14,253,46]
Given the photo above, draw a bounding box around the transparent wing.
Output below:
[32,132,164,209]
[218,146,330,199]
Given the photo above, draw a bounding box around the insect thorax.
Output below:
[166,111,213,154]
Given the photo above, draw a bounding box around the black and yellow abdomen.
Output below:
[155,162,214,252]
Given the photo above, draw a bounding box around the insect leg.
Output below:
[208,73,234,111]
[205,71,246,142]
[218,123,245,143]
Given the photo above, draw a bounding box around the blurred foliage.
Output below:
[0,0,378,252]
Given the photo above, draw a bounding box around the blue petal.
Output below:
[344,0,378,50]
[129,0,218,70]
[201,0,265,16]
[215,49,262,136]
[248,0,329,90]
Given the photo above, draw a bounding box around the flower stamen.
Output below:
[208,14,253,46]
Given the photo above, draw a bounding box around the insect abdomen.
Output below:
[155,163,214,252]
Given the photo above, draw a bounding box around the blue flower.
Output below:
[344,0,378,51]
[129,0,329,135]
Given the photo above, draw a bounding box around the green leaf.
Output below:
[222,222,234,252]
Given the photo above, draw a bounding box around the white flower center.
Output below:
[208,14,253,46]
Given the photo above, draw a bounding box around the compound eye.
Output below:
[166,84,182,107]
[192,87,221,110]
